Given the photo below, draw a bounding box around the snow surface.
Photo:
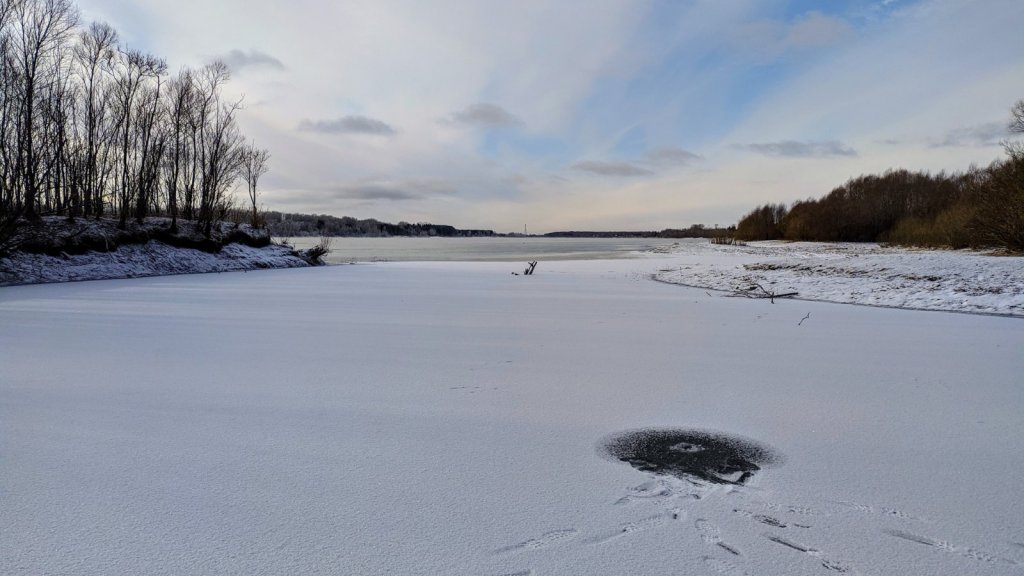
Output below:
[0,241,309,286]
[655,240,1024,317]
[1,252,1023,575]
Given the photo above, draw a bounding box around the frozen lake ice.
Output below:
[2,253,1022,575]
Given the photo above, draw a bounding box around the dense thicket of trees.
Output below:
[735,101,1024,251]
[0,0,269,248]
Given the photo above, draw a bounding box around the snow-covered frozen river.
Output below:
[2,254,1022,575]
[285,235,681,263]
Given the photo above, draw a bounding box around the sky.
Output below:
[76,0,1024,233]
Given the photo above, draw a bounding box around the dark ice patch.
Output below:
[600,428,783,485]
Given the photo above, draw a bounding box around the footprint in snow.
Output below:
[884,529,1020,567]
[733,508,787,528]
[585,509,686,545]
[695,518,743,556]
[765,534,854,573]
[492,529,578,555]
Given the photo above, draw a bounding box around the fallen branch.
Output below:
[798,312,811,326]
[513,261,538,276]
[731,283,798,303]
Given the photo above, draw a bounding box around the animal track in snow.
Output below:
[884,529,1020,567]
[765,535,854,573]
[821,558,852,572]
[493,529,578,555]
[759,501,824,517]
[586,509,685,545]
[766,534,820,554]
[696,518,723,545]
[694,518,744,556]
[834,500,921,521]
[733,508,787,528]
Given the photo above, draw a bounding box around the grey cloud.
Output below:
[298,115,397,136]
[267,184,426,205]
[646,146,702,166]
[326,179,454,201]
[933,122,1010,148]
[219,49,285,72]
[449,103,524,128]
[740,140,857,158]
[571,160,654,177]
[333,185,420,201]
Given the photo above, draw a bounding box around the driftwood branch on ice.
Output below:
[729,283,798,303]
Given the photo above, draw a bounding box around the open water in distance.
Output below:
[284,236,684,264]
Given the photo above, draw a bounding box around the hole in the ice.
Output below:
[670,442,704,453]
[599,428,783,485]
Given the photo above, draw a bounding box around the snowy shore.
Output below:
[0,217,312,286]
[655,240,1024,317]
[1,253,1022,576]
[0,241,310,285]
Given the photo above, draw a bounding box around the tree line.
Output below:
[265,211,496,238]
[0,0,270,247]
[545,225,735,239]
[734,101,1024,252]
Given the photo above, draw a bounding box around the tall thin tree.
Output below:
[240,141,269,229]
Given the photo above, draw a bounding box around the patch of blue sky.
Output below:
[572,46,801,158]
[478,130,573,169]
[780,0,911,22]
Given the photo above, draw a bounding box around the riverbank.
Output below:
[0,217,314,286]
[655,240,1024,317]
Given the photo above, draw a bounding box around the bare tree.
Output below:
[240,141,269,228]
[162,67,193,231]
[10,0,79,218]
[1,1,24,220]
[193,61,243,236]
[73,20,116,217]
[132,77,166,223]
[110,47,164,227]
[1010,99,1024,135]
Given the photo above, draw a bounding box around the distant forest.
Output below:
[265,211,496,238]
[733,100,1024,252]
[266,212,736,239]
[544,225,734,239]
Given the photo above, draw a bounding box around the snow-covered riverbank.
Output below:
[655,240,1024,317]
[1,256,1022,576]
[0,241,310,285]
[0,217,312,285]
